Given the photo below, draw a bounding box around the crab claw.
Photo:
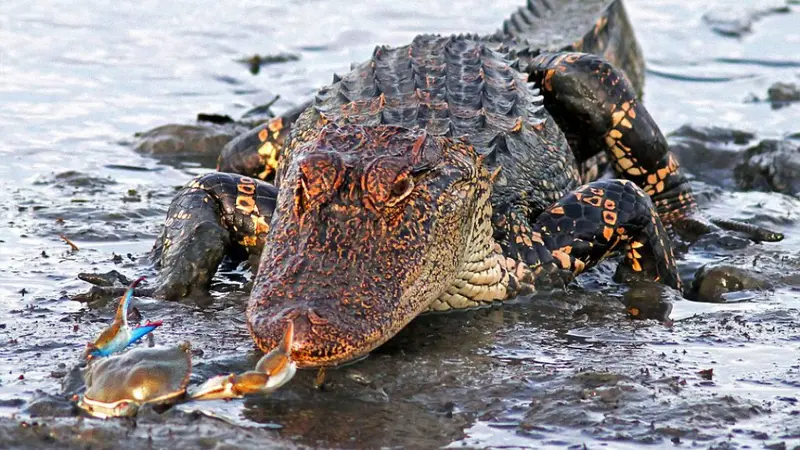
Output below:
[86,276,162,359]
[190,322,296,401]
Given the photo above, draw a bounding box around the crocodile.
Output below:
[98,0,781,370]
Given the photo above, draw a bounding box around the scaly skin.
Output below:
[157,27,686,367]
[124,0,781,369]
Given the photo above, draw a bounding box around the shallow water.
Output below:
[1,0,799,448]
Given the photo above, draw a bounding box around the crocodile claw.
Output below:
[86,276,162,359]
[674,214,784,243]
[190,322,296,400]
[710,218,783,242]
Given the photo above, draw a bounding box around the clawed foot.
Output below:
[74,269,218,306]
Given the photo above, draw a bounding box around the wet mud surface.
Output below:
[1,0,800,448]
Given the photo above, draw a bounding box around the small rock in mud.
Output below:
[60,363,88,398]
[702,2,790,37]
[23,391,77,418]
[767,81,800,109]
[0,399,25,409]
[668,125,754,190]
[669,124,755,145]
[697,368,714,380]
[669,124,800,196]
[33,171,117,195]
[574,371,630,388]
[703,10,752,37]
[734,139,800,196]
[691,264,773,303]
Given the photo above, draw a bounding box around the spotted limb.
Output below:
[527,51,782,242]
[495,179,681,295]
[149,173,278,300]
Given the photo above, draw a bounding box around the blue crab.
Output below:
[74,290,296,418]
[77,343,193,418]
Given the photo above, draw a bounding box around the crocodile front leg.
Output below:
[496,179,681,294]
[149,173,277,300]
[527,52,782,242]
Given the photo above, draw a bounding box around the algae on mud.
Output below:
[1,0,799,448]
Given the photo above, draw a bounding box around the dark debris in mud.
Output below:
[767,82,800,108]
[735,138,800,196]
[236,52,300,75]
[0,412,294,450]
[747,81,800,110]
[33,171,117,195]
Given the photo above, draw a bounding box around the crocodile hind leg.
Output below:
[526,52,782,242]
[497,179,681,294]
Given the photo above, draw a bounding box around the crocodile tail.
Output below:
[500,0,645,97]
[501,0,557,39]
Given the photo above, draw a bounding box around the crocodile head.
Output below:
[247,123,509,367]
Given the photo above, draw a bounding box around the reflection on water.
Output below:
[0,0,799,448]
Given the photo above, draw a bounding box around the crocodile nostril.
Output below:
[278,307,335,358]
[280,308,321,346]
[281,309,310,341]
[306,308,328,325]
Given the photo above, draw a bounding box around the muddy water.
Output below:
[1,0,799,448]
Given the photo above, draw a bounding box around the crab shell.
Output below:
[78,342,192,418]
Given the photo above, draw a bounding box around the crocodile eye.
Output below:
[391,177,412,197]
[294,152,344,217]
